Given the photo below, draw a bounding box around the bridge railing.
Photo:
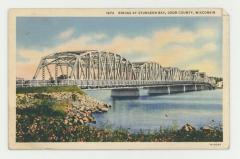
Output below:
[16,79,212,89]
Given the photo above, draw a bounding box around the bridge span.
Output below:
[17,50,217,96]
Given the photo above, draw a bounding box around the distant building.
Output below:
[216,81,223,88]
[190,70,199,75]
[199,72,206,78]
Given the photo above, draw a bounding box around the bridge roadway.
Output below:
[108,81,214,97]
[16,79,214,97]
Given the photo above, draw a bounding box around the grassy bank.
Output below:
[16,85,85,94]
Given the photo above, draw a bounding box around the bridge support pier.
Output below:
[200,85,206,90]
[111,88,139,97]
[196,85,203,91]
[169,85,185,94]
[147,84,207,95]
[185,85,196,92]
[195,85,206,91]
[148,85,185,95]
[148,86,170,95]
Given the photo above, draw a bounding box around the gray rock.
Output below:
[181,123,196,132]
[200,126,214,132]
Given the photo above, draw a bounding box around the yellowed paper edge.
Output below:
[8,8,230,150]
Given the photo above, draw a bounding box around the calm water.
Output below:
[85,89,222,132]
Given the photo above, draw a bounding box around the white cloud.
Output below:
[92,33,107,40]
[58,27,75,40]
[186,59,220,77]
[17,27,220,79]
[202,43,217,52]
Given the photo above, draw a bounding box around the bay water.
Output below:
[85,89,222,133]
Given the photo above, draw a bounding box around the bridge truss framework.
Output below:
[17,50,216,88]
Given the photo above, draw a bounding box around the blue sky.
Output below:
[16,17,222,79]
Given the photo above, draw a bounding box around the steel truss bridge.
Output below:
[17,50,216,89]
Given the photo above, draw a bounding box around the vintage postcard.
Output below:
[9,8,229,149]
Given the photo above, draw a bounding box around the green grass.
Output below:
[16,86,85,94]
[50,102,68,115]
[17,100,67,118]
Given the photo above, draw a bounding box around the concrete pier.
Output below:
[148,86,170,95]
[148,85,186,95]
[196,85,203,91]
[185,85,196,92]
[111,84,214,97]
[111,88,139,97]
[169,85,185,93]
[147,84,212,95]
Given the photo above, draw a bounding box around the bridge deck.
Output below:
[16,79,214,89]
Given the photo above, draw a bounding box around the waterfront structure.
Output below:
[17,50,217,94]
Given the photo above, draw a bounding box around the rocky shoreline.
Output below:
[16,91,112,125]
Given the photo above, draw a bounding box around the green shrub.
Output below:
[50,102,68,115]
[16,96,67,117]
